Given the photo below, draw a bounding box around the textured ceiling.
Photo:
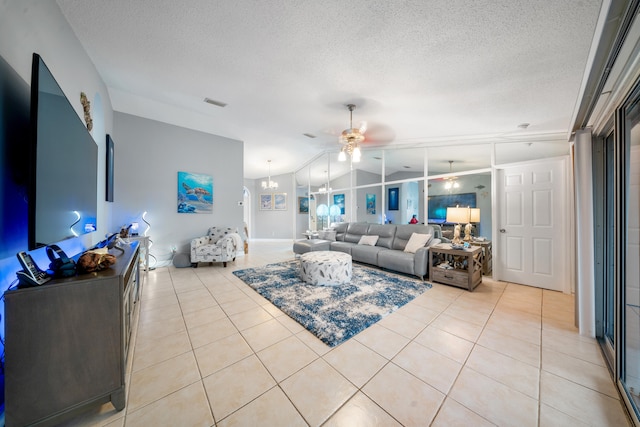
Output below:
[56,0,603,179]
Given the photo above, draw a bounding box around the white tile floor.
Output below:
[61,241,631,426]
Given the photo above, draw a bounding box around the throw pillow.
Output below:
[404,233,432,253]
[358,235,379,246]
[324,231,337,241]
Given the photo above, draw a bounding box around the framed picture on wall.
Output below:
[177,171,213,213]
[260,194,273,210]
[274,193,287,210]
[388,187,399,210]
[298,196,309,213]
[366,193,376,214]
[333,193,345,214]
[105,134,114,202]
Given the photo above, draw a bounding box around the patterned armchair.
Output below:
[190,226,238,267]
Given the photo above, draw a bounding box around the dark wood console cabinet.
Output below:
[4,243,140,427]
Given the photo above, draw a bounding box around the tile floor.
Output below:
[62,241,632,426]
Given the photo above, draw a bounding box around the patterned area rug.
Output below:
[233,260,432,347]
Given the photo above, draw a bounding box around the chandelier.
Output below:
[444,160,459,191]
[338,104,363,162]
[261,160,278,190]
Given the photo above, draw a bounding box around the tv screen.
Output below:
[29,53,97,249]
[0,55,30,259]
[428,192,477,222]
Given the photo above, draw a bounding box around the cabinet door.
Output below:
[5,279,121,426]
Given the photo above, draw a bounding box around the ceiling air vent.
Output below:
[204,98,227,108]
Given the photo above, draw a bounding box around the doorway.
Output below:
[496,157,569,291]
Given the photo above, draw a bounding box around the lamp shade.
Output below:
[446,206,469,224]
[329,204,341,216]
[316,204,329,217]
[470,208,481,223]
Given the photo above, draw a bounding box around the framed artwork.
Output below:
[105,134,114,202]
[366,193,376,214]
[177,171,213,213]
[298,196,309,213]
[333,193,345,214]
[388,187,399,210]
[274,193,287,210]
[260,194,273,210]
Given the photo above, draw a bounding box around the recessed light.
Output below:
[518,123,530,129]
[303,133,316,138]
[403,165,411,169]
[204,98,227,107]
[373,156,382,160]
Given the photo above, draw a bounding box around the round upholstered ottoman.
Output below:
[299,251,352,286]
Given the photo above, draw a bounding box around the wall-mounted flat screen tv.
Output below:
[28,53,97,249]
[427,192,477,222]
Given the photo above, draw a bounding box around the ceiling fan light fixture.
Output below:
[352,146,361,162]
[338,149,347,162]
[338,104,365,162]
[444,160,459,192]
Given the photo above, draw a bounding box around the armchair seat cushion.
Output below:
[194,245,224,257]
[191,226,239,267]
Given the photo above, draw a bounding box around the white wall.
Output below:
[0,0,114,249]
[113,112,244,263]
[251,172,295,239]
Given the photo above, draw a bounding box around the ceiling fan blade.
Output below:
[362,123,395,145]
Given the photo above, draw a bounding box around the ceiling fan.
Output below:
[338,104,366,162]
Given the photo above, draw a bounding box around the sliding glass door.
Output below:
[595,80,640,422]
[621,88,640,416]
[594,131,617,367]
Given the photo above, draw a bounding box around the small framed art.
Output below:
[260,194,273,210]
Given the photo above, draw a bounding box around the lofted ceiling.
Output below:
[56,0,603,179]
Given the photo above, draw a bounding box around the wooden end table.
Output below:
[470,240,492,275]
[429,243,482,291]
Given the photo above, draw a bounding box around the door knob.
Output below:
[500,229,506,233]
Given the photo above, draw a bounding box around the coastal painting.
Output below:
[177,171,213,213]
[333,193,345,214]
[298,196,309,214]
[366,193,376,214]
[260,194,273,210]
[274,193,287,210]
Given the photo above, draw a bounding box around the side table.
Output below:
[470,240,492,275]
[429,243,482,291]
[126,235,150,270]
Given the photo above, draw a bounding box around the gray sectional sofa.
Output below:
[293,222,443,279]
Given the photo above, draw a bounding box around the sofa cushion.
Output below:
[330,241,356,254]
[351,244,384,265]
[367,224,396,248]
[334,222,349,241]
[404,233,432,253]
[393,224,434,251]
[317,230,337,241]
[345,223,370,243]
[293,240,331,254]
[358,235,379,246]
[377,249,416,276]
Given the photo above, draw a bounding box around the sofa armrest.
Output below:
[414,246,430,278]
[218,235,236,253]
[191,236,211,249]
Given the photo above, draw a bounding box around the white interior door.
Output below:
[496,158,568,291]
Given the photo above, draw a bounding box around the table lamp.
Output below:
[446,206,470,245]
[468,208,480,240]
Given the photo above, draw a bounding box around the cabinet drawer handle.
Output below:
[444,274,453,279]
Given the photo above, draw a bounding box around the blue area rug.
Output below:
[232,260,431,347]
